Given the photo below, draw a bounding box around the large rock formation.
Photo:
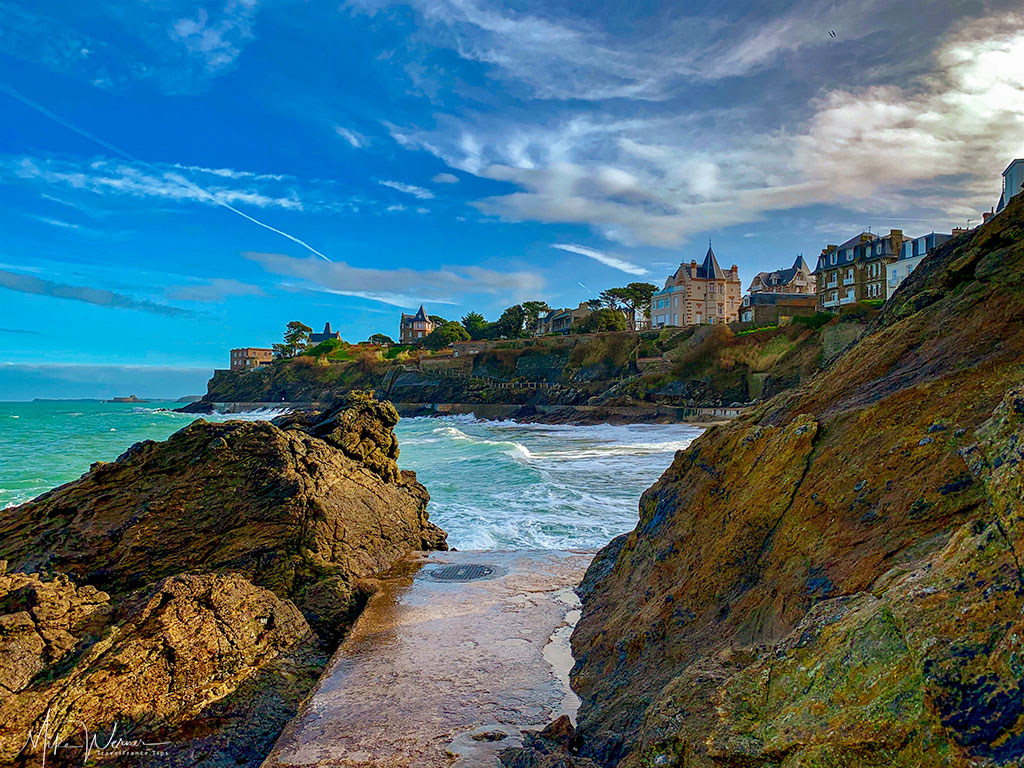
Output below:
[0,393,445,767]
[515,196,1024,767]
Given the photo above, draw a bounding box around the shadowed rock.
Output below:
[0,393,445,767]
[515,196,1024,766]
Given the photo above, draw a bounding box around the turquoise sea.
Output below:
[0,401,702,550]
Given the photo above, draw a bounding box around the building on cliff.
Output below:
[739,293,818,326]
[887,232,954,293]
[309,322,342,344]
[230,347,274,371]
[538,302,594,335]
[815,230,907,311]
[650,244,742,328]
[747,254,816,296]
[996,158,1024,214]
[399,305,435,344]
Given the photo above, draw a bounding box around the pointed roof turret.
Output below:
[698,241,725,280]
[413,305,429,321]
[792,253,810,271]
[323,322,333,334]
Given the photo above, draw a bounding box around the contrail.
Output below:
[0,83,332,262]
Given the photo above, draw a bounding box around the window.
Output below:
[830,253,837,265]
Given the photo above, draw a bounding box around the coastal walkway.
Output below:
[261,550,593,768]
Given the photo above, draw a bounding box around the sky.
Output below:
[1,0,1023,399]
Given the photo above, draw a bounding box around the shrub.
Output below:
[791,313,833,330]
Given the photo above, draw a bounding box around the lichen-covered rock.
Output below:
[0,393,446,767]
[0,572,323,767]
[561,195,1024,766]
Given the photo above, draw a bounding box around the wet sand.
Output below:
[262,550,593,768]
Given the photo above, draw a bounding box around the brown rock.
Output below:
[564,195,1024,766]
[0,393,446,767]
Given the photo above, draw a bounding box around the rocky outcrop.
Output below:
[0,393,445,767]
[510,196,1024,766]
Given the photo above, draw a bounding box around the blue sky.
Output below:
[1,0,1023,398]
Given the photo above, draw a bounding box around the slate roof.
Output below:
[697,245,726,280]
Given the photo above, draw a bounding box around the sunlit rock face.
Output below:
[0,393,446,767]
[562,196,1024,767]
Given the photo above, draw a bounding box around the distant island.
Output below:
[106,395,150,403]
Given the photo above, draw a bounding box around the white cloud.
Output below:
[432,172,459,183]
[379,179,435,199]
[165,278,265,302]
[246,251,544,305]
[402,14,1024,246]
[335,126,365,148]
[8,156,305,211]
[552,244,648,276]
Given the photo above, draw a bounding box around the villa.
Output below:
[400,306,435,343]
[230,347,274,371]
[815,230,906,311]
[650,244,742,327]
[747,254,816,295]
[309,322,342,344]
[886,232,954,293]
[538,302,594,335]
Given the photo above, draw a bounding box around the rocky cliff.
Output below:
[0,392,445,767]
[508,198,1024,766]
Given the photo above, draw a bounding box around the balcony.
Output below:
[843,276,855,286]
[823,299,840,308]
[826,280,838,289]
[840,295,856,305]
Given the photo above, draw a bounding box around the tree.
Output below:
[461,312,488,340]
[575,308,628,334]
[273,321,312,358]
[521,300,551,335]
[423,321,470,350]
[488,305,527,339]
[620,282,658,330]
[367,333,394,345]
[304,338,346,358]
[428,315,449,327]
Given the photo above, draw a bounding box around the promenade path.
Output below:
[262,550,593,768]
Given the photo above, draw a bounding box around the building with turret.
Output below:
[399,306,435,344]
[309,322,342,344]
[650,244,742,327]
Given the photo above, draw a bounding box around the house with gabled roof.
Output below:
[814,230,907,311]
[649,244,742,327]
[399,305,435,344]
[748,254,816,295]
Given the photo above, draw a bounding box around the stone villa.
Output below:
[747,254,816,295]
[538,302,594,335]
[230,347,274,371]
[400,306,435,344]
[650,244,742,328]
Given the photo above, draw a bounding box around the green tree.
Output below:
[423,321,470,350]
[273,320,313,358]
[575,308,628,334]
[368,333,394,345]
[304,337,346,358]
[428,314,449,327]
[620,282,658,330]
[488,305,527,339]
[521,300,551,335]
[461,312,489,340]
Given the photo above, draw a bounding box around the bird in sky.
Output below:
[829,30,837,38]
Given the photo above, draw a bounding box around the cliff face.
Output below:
[0,393,445,767]
[199,325,832,415]
[557,197,1024,767]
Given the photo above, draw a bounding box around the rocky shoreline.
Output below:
[499,192,1024,766]
[0,393,446,767]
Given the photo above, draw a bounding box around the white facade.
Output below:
[997,159,1024,213]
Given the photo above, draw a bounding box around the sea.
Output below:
[0,400,703,550]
